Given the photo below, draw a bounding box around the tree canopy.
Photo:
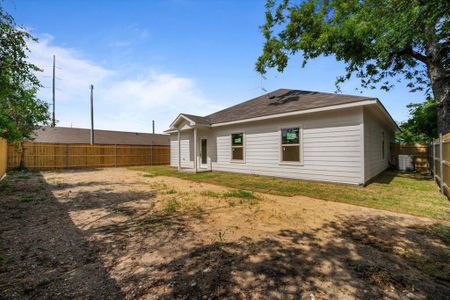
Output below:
[396,98,438,144]
[0,7,49,143]
[256,0,450,133]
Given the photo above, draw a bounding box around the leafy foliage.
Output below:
[256,0,449,93]
[0,7,49,143]
[396,98,438,144]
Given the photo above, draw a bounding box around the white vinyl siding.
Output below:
[169,105,396,185]
[169,131,194,168]
[363,107,393,182]
[170,134,178,167]
[211,108,364,184]
[170,127,216,170]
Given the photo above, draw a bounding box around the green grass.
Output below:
[162,188,177,195]
[162,197,181,214]
[200,189,259,206]
[428,224,450,246]
[20,195,35,203]
[38,277,51,287]
[223,190,259,206]
[223,190,257,199]
[133,166,450,221]
[200,189,257,200]
[200,190,222,198]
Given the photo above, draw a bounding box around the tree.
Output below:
[396,98,437,143]
[256,0,450,134]
[0,7,50,167]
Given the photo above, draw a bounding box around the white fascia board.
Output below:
[165,122,209,134]
[210,100,377,127]
[373,99,401,132]
[164,129,178,134]
[164,126,195,134]
[168,114,196,130]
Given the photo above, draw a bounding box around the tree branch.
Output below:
[398,47,428,64]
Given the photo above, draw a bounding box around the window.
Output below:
[281,127,301,162]
[381,132,385,159]
[231,133,244,160]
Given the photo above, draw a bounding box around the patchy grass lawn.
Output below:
[134,166,450,221]
[0,168,449,299]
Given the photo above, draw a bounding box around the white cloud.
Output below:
[27,34,221,132]
[104,72,215,110]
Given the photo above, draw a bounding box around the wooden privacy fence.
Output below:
[0,138,6,179]
[390,144,430,172]
[432,133,450,198]
[7,142,170,170]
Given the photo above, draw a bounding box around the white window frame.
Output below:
[381,131,385,160]
[279,125,304,165]
[230,132,245,163]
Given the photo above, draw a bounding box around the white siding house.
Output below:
[166,89,399,185]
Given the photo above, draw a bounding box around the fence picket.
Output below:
[390,144,430,171]
[430,133,450,198]
[7,142,169,170]
[0,138,6,179]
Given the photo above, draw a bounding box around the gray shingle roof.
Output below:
[181,113,211,125]
[31,127,170,145]
[205,89,374,124]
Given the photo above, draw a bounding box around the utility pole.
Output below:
[52,55,56,127]
[152,120,155,134]
[90,84,94,144]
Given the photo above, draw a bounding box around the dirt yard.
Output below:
[0,168,449,299]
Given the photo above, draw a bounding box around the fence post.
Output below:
[115,144,117,168]
[151,143,153,166]
[432,141,436,178]
[66,144,69,169]
[440,133,444,194]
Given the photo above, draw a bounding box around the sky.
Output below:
[4,0,428,133]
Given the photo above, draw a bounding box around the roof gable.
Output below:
[168,113,210,130]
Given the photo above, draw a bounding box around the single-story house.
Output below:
[32,127,170,146]
[165,89,399,185]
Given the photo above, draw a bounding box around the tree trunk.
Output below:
[19,141,25,170]
[428,63,450,135]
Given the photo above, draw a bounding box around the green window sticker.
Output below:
[232,133,243,145]
[281,128,300,144]
[286,132,297,140]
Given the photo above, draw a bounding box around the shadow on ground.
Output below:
[0,171,449,299]
[116,215,450,299]
[0,172,124,299]
[368,170,432,185]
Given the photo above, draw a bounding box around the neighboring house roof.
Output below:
[31,127,170,145]
[167,89,399,131]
